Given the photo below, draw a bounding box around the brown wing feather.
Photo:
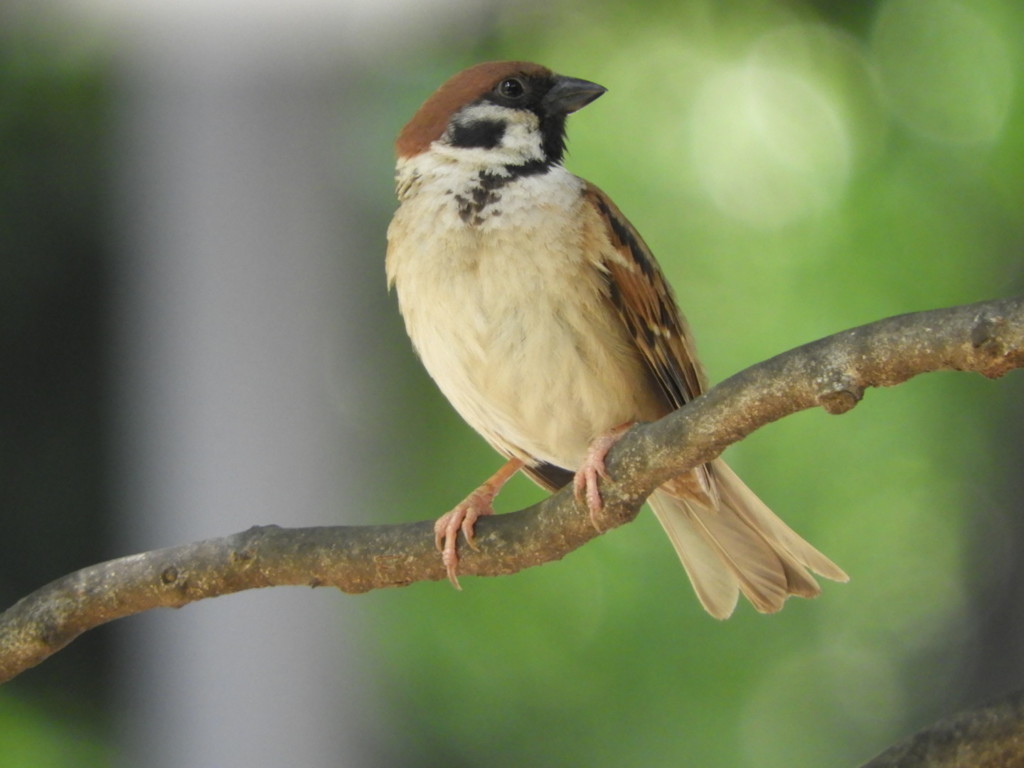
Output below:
[583,182,707,411]
[582,184,847,616]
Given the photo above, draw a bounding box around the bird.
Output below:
[385,60,847,618]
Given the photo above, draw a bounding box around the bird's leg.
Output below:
[573,423,633,531]
[434,457,524,589]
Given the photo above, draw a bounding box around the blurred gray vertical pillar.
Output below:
[105,7,419,767]
[112,43,359,768]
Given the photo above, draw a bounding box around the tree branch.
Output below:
[1,296,1022,683]
[860,688,1024,767]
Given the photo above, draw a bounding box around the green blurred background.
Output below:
[2,0,1023,765]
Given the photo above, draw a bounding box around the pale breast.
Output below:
[387,163,664,470]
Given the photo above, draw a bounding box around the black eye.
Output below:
[497,77,526,99]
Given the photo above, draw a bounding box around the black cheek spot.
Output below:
[449,119,506,149]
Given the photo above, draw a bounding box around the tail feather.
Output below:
[650,498,742,619]
[649,458,847,619]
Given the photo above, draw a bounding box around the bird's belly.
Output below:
[398,245,663,470]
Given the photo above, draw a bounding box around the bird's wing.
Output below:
[583,181,708,410]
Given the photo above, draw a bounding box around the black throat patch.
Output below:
[450,164,552,226]
[452,171,504,225]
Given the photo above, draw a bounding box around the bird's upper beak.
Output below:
[542,75,607,115]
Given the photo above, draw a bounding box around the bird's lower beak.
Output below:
[542,75,607,115]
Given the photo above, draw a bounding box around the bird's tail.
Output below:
[648,459,848,619]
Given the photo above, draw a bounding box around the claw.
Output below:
[433,458,523,588]
[433,489,493,589]
[573,424,632,531]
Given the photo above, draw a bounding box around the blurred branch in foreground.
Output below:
[0,296,1021,685]
[861,688,1024,768]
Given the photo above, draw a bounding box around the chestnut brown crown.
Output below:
[396,61,554,159]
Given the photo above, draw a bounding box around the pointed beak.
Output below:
[542,75,607,115]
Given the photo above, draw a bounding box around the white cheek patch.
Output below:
[441,103,545,165]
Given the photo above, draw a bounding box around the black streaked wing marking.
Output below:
[522,463,575,492]
[584,182,707,411]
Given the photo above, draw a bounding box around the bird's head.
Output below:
[396,61,606,172]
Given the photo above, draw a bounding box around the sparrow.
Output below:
[386,61,847,618]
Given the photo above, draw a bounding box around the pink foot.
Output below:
[433,489,494,590]
[433,458,523,589]
[573,424,632,531]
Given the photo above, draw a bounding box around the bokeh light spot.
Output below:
[691,48,852,228]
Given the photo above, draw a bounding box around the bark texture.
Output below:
[0,297,1021,685]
